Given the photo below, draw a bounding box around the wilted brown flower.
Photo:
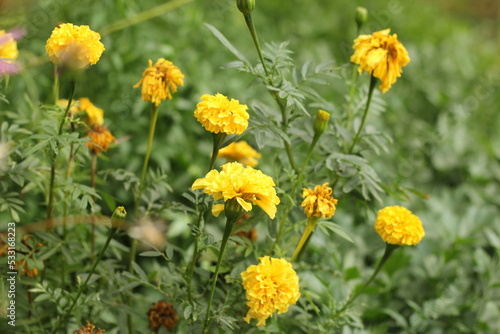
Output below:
[73,321,105,334]
[147,301,179,333]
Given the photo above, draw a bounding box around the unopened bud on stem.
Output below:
[237,0,255,15]
[355,7,368,30]
[313,109,330,138]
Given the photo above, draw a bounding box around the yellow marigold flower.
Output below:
[147,301,179,333]
[194,93,249,135]
[217,141,261,167]
[46,23,105,69]
[301,183,338,219]
[56,98,81,115]
[374,205,425,245]
[73,321,105,334]
[351,29,410,93]
[0,29,19,61]
[79,97,104,126]
[241,256,300,326]
[86,125,115,154]
[133,58,184,106]
[192,162,280,219]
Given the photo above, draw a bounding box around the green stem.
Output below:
[47,79,77,219]
[53,66,59,103]
[51,227,119,334]
[203,214,239,332]
[299,134,320,179]
[243,13,269,76]
[291,218,318,262]
[347,75,377,154]
[335,243,398,316]
[345,66,359,129]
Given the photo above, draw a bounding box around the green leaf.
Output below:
[139,251,162,257]
[132,261,147,281]
[318,220,354,243]
[205,23,249,64]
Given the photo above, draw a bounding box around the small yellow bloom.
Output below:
[56,99,81,115]
[46,23,105,69]
[79,97,104,126]
[351,29,410,93]
[86,125,115,154]
[192,162,280,219]
[133,58,184,106]
[217,141,261,167]
[301,183,338,219]
[0,30,19,61]
[194,93,249,135]
[241,256,300,326]
[374,205,425,245]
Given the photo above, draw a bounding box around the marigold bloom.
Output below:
[56,98,81,115]
[133,58,184,106]
[73,321,105,334]
[86,125,115,154]
[79,97,104,126]
[192,162,280,219]
[0,28,23,75]
[194,93,249,135]
[351,29,410,93]
[374,205,425,245]
[301,183,338,219]
[147,301,179,333]
[46,23,105,69]
[241,256,300,326]
[217,141,261,167]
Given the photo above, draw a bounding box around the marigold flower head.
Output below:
[192,162,280,219]
[217,141,261,167]
[301,183,338,219]
[241,256,300,326]
[79,97,104,126]
[374,205,425,245]
[46,23,105,69]
[86,125,115,154]
[147,301,178,333]
[194,93,249,135]
[73,321,105,334]
[133,58,184,106]
[351,29,410,93]
[0,28,24,75]
[56,98,81,115]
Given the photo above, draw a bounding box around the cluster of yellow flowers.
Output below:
[374,205,425,246]
[0,29,19,61]
[194,93,249,135]
[351,29,410,93]
[192,162,280,219]
[301,182,338,219]
[133,58,184,106]
[241,256,300,326]
[46,23,105,69]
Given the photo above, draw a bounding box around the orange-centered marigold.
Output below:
[301,183,338,219]
[46,23,104,69]
[133,58,184,106]
[86,125,115,154]
[194,93,249,135]
[191,162,280,219]
[241,256,300,326]
[351,29,410,93]
[374,205,425,245]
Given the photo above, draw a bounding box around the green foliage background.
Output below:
[1,0,500,333]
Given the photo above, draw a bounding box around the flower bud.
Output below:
[111,206,127,228]
[355,7,368,30]
[225,198,245,223]
[237,0,255,15]
[313,109,330,137]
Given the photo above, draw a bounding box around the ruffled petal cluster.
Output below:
[217,141,261,167]
[74,321,105,334]
[194,93,249,135]
[351,29,410,93]
[241,256,300,326]
[374,205,425,245]
[79,97,104,126]
[45,23,105,69]
[86,125,115,154]
[191,162,280,219]
[133,58,184,106]
[0,29,19,61]
[147,300,179,332]
[301,183,338,219]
